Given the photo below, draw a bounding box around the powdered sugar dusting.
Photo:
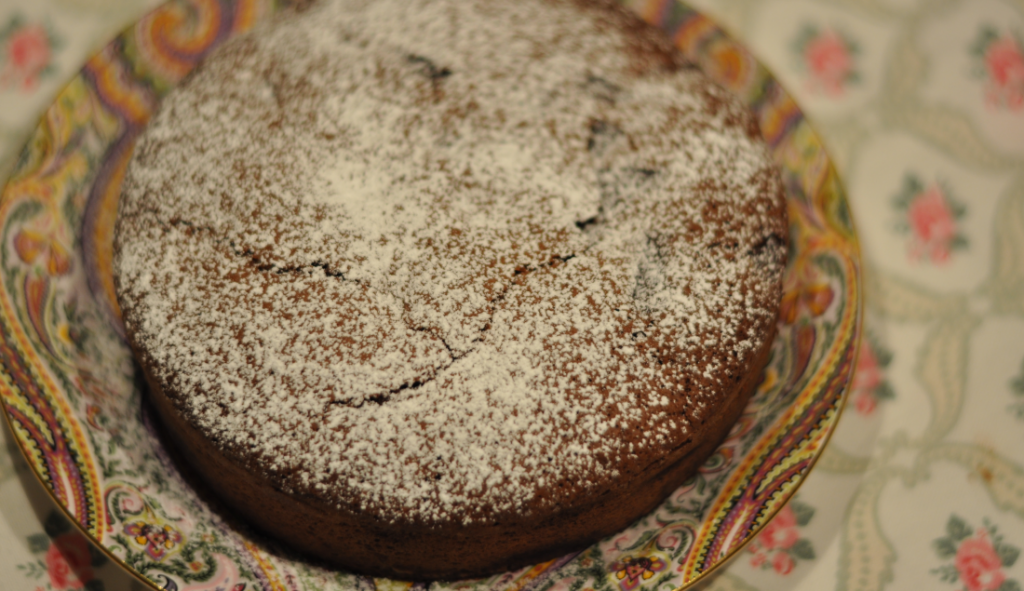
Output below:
[115,0,787,525]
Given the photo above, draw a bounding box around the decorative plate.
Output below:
[0,0,861,589]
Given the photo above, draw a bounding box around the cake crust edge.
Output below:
[131,318,776,580]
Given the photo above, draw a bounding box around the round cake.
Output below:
[114,0,788,580]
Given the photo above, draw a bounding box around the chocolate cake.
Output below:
[114,0,788,580]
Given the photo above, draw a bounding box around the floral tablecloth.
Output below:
[1,0,1023,589]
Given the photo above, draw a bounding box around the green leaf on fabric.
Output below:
[871,336,893,367]
[792,501,815,527]
[791,24,819,55]
[892,173,923,211]
[947,515,972,541]
[1010,359,1024,394]
[874,381,896,400]
[790,538,816,560]
[970,25,1000,58]
[934,537,957,559]
[997,543,1019,568]
[27,533,50,553]
[931,564,960,583]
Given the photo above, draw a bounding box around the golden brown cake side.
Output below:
[114,0,788,579]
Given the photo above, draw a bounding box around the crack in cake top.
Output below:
[115,0,787,525]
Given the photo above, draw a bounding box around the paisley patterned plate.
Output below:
[0,0,861,589]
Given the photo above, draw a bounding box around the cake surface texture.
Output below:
[114,0,788,579]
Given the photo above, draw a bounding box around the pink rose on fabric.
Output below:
[986,37,1024,85]
[907,183,958,263]
[2,23,52,90]
[931,515,1021,590]
[44,534,94,590]
[772,551,795,575]
[851,340,883,393]
[803,29,853,96]
[749,552,767,568]
[956,532,1006,591]
[758,505,799,550]
[747,501,816,575]
[984,36,1024,109]
[854,391,876,415]
[893,173,966,264]
[850,339,889,416]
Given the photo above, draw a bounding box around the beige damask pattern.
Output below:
[685,0,1024,590]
